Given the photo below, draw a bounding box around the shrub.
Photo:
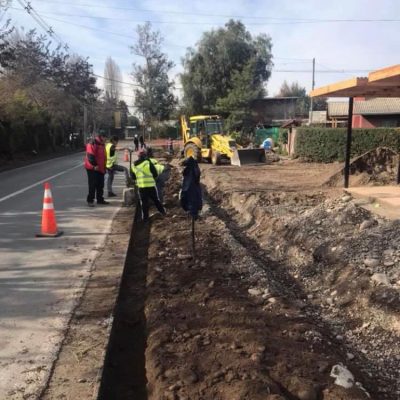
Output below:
[294,127,400,162]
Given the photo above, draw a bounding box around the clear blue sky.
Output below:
[3,0,400,112]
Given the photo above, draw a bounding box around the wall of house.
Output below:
[251,99,297,124]
[352,115,400,128]
[352,115,375,128]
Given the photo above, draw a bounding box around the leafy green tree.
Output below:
[0,28,100,157]
[181,19,273,129]
[131,22,176,125]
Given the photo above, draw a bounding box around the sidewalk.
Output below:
[346,185,400,219]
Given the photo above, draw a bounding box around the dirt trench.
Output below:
[95,163,384,400]
[200,165,400,399]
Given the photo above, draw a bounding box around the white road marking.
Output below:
[0,163,82,204]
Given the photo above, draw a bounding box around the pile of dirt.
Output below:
[326,147,399,187]
[202,167,400,399]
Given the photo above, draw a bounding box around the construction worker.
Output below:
[166,137,173,154]
[131,149,166,221]
[133,134,139,151]
[84,133,108,206]
[106,135,129,197]
[139,135,145,149]
[147,147,169,204]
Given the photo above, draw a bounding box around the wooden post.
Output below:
[344,97,354,188]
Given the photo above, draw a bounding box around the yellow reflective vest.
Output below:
[131,160,156,188]
[149,158,165,175]
[106,143,117,169]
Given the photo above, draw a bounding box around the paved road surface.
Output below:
[0,151,130,399]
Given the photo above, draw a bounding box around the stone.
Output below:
[346,353,355,360]
[336,335,343,341]
[250,353,261,362]
[341,195,352,203]
[364,257,380,268]
[78,378,87,383]
[297,387,317,400]
[268,297,277,304]
[248,288,263,296]
[177,254,192,260]
[371,273,390,286]
[359,219,375,231]
[383,260,395,267]
[164,369,176,378]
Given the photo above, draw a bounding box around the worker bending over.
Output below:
[106,135,129,197]
[147,147,169,205]
[131,149,166,221]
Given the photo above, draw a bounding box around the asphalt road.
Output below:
[0,151,130,399]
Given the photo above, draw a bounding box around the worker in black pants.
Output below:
[131,150,166,221]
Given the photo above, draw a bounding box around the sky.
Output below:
[2,0,400,113]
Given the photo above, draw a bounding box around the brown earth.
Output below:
[40,156,399,399]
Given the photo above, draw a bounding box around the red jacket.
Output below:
[84,136,106,174]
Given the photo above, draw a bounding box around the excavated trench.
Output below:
[97,160,398,400]
[98,207,149,400]
[202,169,400,400]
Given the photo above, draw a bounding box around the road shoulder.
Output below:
[41,206,134,399]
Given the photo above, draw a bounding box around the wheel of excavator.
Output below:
[184,143,201,162]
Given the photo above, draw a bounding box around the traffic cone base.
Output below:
[36,182,63,238]
[36,231,64,238]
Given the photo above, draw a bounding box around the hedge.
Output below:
[294,127,400,162]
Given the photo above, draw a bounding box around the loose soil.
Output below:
[39,155,399,399]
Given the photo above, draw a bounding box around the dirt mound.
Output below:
[142,167,371,400]
[326,147,399,187]
[202,168,400,399]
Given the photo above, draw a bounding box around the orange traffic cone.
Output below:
[36,182,63,237]
[124,149,129,162]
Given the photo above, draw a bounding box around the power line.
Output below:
[272,69,371,73]
[30,0,400,23]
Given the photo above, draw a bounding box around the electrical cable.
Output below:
[30,0,400,23]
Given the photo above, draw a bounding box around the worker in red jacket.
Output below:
[84,133,109,206]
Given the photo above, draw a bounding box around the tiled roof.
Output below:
[328,98,400,117]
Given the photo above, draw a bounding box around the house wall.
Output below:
[251,99,297,124]
[352,115,375,128]
[352,115,400,128]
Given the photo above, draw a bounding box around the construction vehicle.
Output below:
[180,115,266,166]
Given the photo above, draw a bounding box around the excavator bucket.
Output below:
[230,148,266,166]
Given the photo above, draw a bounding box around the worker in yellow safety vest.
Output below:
[147,147,170,205]
[106,136,129,197]
[131,149,166,221]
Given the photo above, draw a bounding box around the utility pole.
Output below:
[309,57,315,124]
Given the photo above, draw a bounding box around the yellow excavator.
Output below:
[180,115,266,166]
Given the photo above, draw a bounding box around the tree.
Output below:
[181,20,273,129]
[104,56,122,101]
[277,80,327,117]
[131,22,176,125]
[0,28,100,157]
